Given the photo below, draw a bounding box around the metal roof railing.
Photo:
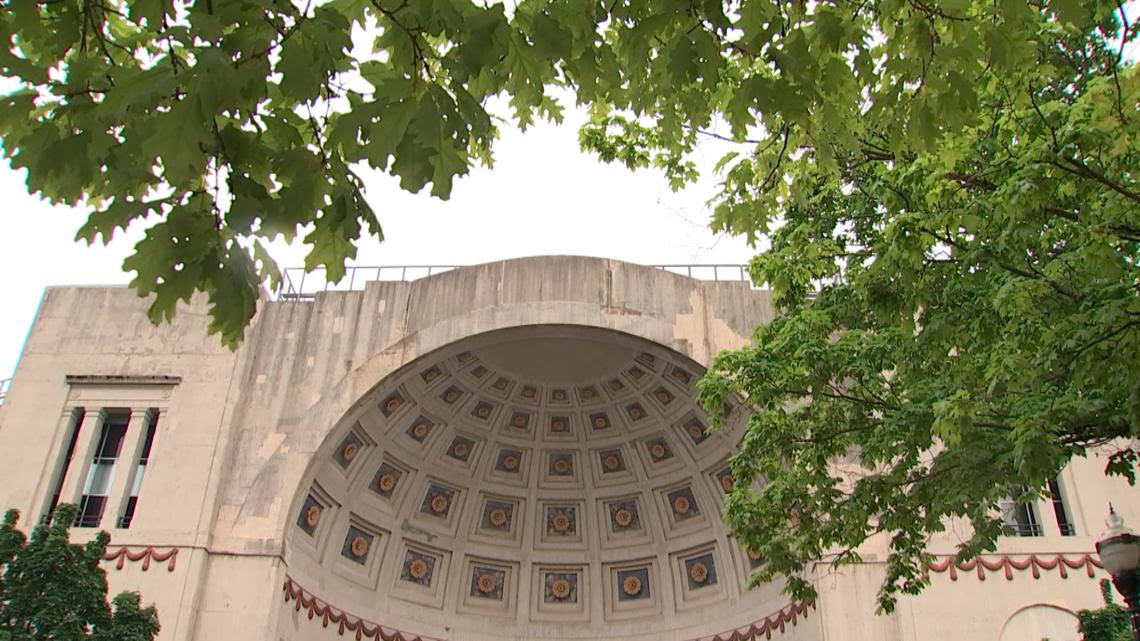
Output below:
[277,265,461,300]
[275,263,754,300]
[0,378,10,405]
[654,264,751,281]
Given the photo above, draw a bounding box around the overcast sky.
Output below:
[0,106,757,379]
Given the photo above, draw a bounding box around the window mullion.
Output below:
[106,408,155,529]
[55,409,107,515]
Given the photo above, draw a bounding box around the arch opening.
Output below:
[282,325,787,641]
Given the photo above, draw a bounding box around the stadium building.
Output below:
[0,256,1129,641]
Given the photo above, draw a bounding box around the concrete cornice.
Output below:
[65,374,182,386]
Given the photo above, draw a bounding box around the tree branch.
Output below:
[1051,158,1140,205]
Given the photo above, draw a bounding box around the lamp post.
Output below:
[1095,506,1140,641]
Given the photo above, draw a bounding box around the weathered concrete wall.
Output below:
[208,257,771,555]
[0,284,245,641]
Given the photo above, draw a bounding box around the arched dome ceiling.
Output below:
[287,326,776,640]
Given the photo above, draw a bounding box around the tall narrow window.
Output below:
[1000,489,1042,537]
[42,408,84,524]
[1048,477,1075,536]
[76,412,128,528]
[118,411,158,529]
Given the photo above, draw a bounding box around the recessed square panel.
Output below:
[538,501,586,549]
[657,484,709,537]
[420,484,457,518]
[485,446,529,487]
[481,499,515,532]
[519,385,539,401]
[341,526,374,565]
[405,416,435,443]
[669,366,693,386]
[598,448,626,474]
[380,391,407,416]
[549,415,571,435]
[370,462,404,499]
[447,435,477,462]
[470,364,489,379]
[333,432,365,469]
[616,567,650,601]
[682,416,708,445]
[532,565,587,621]
[540,449,582,488]
[605,560,660,619]
[636,352,658,369]
[673,546,725,609]
[652,386,675,406]
[495,448,524,473]
[589,412,611,431]
[548,452,574,477]
[577,385,600,403]
[297,495,323,536]
[666,486,700,522]
[598,495,651,547]
[544,571,578,604]
[549,388,569,404]
[715,466,734,494]
[590,445,637,488]
[684,553,717,590]
[400,549,437,587]
[625,402,648,422]
[292,485,335,554]
[645,436,673,463]
[392,542,450,609]
[471,400,496,421]
[334,518,389,587]
[507,411,531,431]
[420,365,444,385]
[440,385,465,405]
[470,494,524,546]
[459,557,517,616]
[606,378,626,394]
[546,505,577,538]
[607,498,641,533]
[469,566,506,600]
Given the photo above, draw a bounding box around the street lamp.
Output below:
[1096,506,1140,641]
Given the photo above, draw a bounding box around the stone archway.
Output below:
[278,325,799,641]
[998,603,1080,641]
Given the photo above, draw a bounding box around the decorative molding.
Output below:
[284,577,445,641]
[66,375,182,386]
[282,576,813,641]
[102,546,178,572]
[927,553,1102,581]
[686,599,815,641]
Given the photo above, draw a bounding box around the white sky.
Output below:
[0,106,757,379]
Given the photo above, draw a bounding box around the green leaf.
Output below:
[205,247,260,348]
[141,103,210,187]
[76,199,158,245]
[1049,0,1089,25]
[129,0,174,28]
[277,34,324,102]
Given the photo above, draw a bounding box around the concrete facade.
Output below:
[0,256,1132,641]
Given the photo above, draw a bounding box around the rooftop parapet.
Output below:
[275,262,753,300]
